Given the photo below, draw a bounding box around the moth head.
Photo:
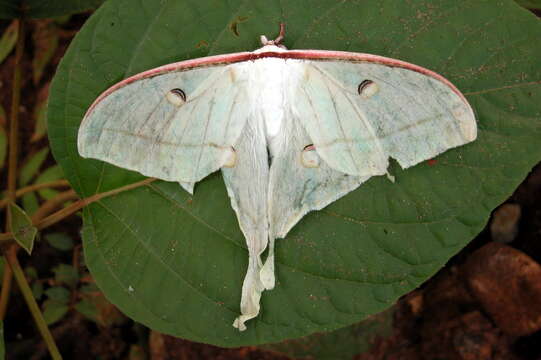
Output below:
[166,88,187,106]
[301,144,320,168]
[358,80,379,99]
[258,23,288,50]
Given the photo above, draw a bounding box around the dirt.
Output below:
[1,12,541,360]
[357,163,541,360]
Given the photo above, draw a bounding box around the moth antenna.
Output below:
[274,23,285,45]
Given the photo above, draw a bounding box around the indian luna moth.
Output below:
[78,24,477,332]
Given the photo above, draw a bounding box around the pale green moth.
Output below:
[78,26,477,331]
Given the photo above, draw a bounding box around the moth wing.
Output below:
[221,113,270,331]
[293,59,477,176]
[268,107,368,240]
[78,62,252,189]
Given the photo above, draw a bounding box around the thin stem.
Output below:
[6,20,21,205]
[0,250,13,319]
[0,180,70,208]
[5,249,62,360]
[34,200,86,232]
[0,18,24,328]
[0,178,156,242]
[31,189,78,223]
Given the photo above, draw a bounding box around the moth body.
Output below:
[251,57,287,147]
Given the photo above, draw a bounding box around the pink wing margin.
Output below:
[83,51,253,118]
[284,50,469,103]
[83,48,469,119]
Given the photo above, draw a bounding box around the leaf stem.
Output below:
[0,251,13,319]
[0,178,157,242]
[31,189,78,222]
[5,248,62,360]
[0,17,24,325]
[5,19,21,205]
[0,180,70,208]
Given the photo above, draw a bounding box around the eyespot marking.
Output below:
[301,144,319,168]
[166,88,187,106]
[358,80,379,99]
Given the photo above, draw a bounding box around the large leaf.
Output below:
[263,307,394,359]
[48,0,541,347]
[0,0,103,19]
[514,0,541,9]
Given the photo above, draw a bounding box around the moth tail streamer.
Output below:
[232,235,275,331]
[233,254,265,331]
[260,237,276,290]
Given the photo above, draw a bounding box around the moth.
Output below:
[78,25,477,331]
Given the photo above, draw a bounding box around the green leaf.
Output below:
[52,264,79,287]
[514,0,541,9]
[74,298,98,322]
[21,193,39,216]
[45,232,74,251]
[0,257,4,281]
[31,96,48,143]
[0,0,104,19]
[32,281,43,300]
[47,0,541,347]
[80,283,100,294]
[54,14,72,25]
[19,147,49,186]
[263,307,394,359]
[42,300,69,325]
[76,289,126,326]
[8,202,37,254]
[45,286,70,303]
[35,165,64,199]
[32,21,58,84]
[0,20,17,65]
[25,266,38,279]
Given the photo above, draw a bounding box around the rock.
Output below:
[421,311,515,360]
[451,312,497,360]
[464,242,541,336]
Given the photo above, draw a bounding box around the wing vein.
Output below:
[319,75,361,174]
[99,128,230,149]
[223,86,242,140]
[193,87,218,181]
